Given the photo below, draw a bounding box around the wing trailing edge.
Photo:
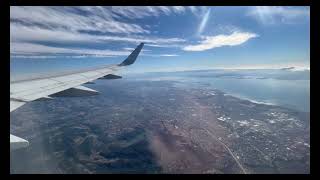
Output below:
[10,134,29,151]
[98,74,122,79]
[52,85,99,97]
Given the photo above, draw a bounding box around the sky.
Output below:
[10,6,310,76]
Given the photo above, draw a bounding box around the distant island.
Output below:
[281,67,296,71]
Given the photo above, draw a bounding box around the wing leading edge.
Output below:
[10,43,144,151]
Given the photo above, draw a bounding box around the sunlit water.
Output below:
[196,77,309,112]
[128,72,310,112]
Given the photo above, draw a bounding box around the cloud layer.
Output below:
[11,23,185,45]
[10,6,196,58]
[10,6,192,35]
[183,32,258,51]
[247,6,310,25]
[11,6,260,58]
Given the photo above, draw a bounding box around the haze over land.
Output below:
[10,6,310,174]
[11,70,310,174]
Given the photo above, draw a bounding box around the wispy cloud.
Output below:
[10,6,192,35]
[122,47,151,53]
[188,6,208,17]
[11,42,179,58]
[247,6,310,25]
[11,55,115,59]
[110,6,186,19]
[10,6,259,59]
[10,6,192,58]
[11,16,186,45]
[10,6,149,35]
[197,8,211,35]
[158,54,179,57]
[10,42,131,56]
[183,31,258,51]
[144,43,184,48]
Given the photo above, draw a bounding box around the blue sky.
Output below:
[10,6,310,76]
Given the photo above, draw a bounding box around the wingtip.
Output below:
[119,43,144,66]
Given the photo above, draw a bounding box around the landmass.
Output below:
[10,79,310,174]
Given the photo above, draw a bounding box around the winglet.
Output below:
[119,43,144,66]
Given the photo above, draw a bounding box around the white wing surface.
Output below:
[10,43,144,151]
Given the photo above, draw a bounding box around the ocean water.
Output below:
[195,77,309,112]
[129,70,310,112]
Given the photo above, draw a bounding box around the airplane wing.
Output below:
[10,43,144,151]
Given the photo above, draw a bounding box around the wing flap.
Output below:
[10,100,26,112]
[10,134,29,151]
[98,74,122,79]
[52,85,99,97]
